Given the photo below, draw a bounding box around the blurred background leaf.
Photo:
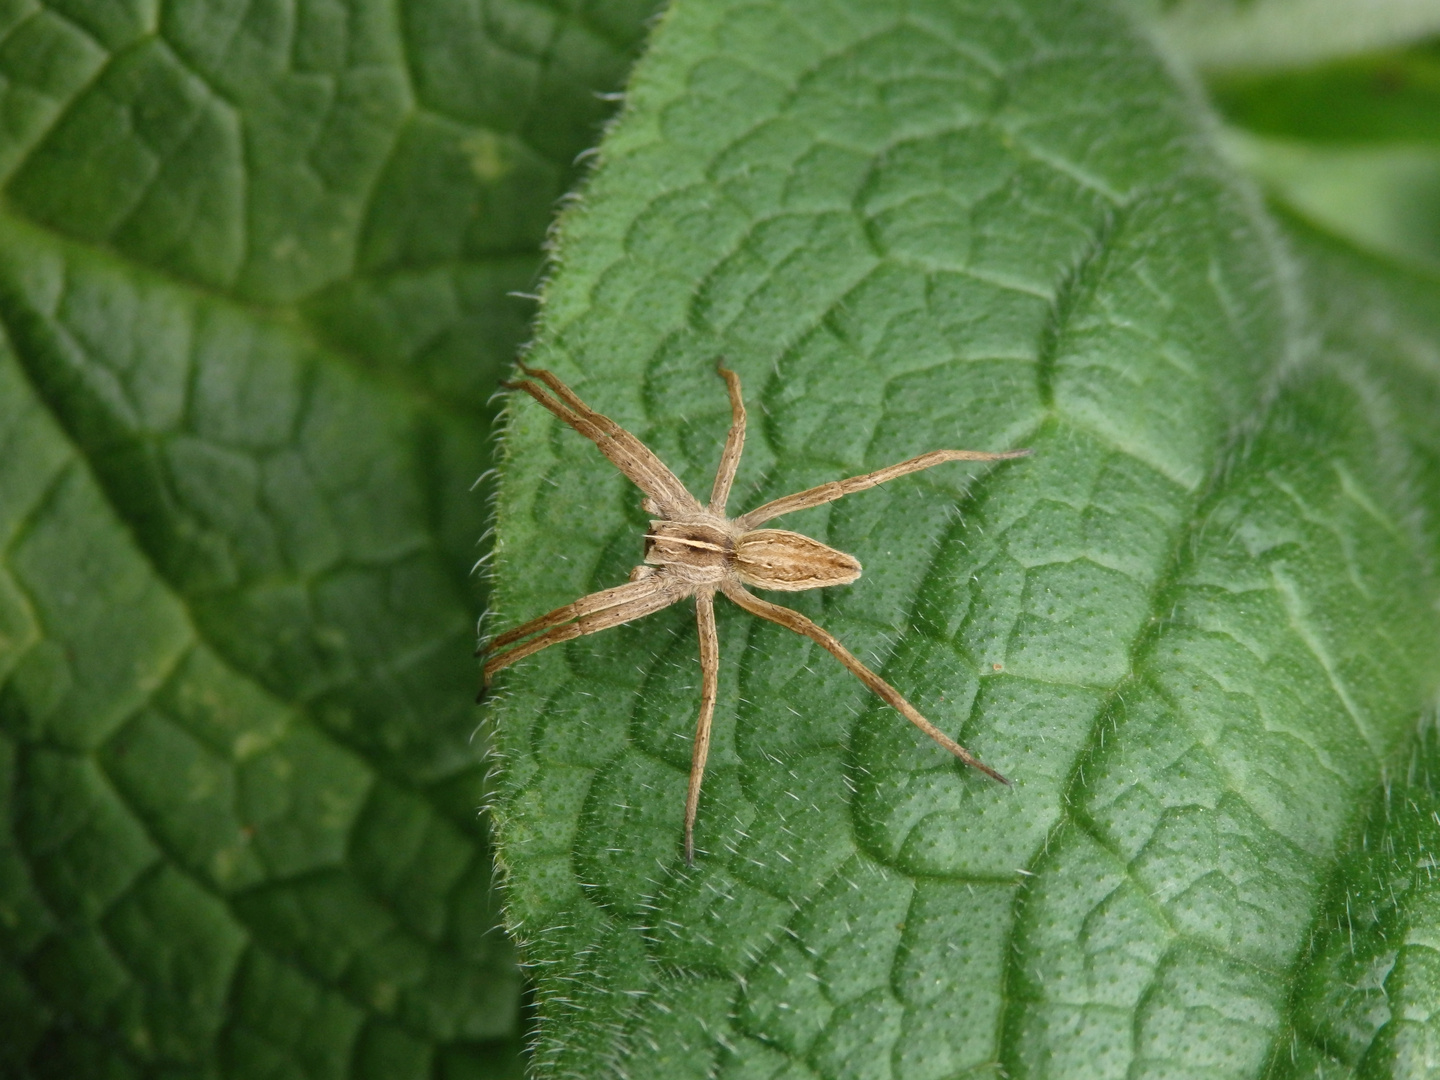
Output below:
[0,0,658,1076]
[1157,0,1440,273]
[1151,0,1440,69]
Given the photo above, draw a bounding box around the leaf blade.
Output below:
[484,1,1440,1077]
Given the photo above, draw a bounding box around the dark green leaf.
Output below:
[1209,42,1440,144]
[0,0,656,1076]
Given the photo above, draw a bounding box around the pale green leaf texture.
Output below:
[1269,217,1440,1078]
[1153,0,1440,72]
[0,0,656,1077]
[488,1,1440,1077]
[1205,39,1440,274]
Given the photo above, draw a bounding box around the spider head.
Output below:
[644,520,734,577]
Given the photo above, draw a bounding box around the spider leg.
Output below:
[509,366,701,518]
[719,581,1008,784]
[736,447,1030,530]
[708,364,747,515]
[482,576,688,685]
[684,589,720,865]
[481,577,662,654]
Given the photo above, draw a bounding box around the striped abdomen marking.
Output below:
[734,530,861,592]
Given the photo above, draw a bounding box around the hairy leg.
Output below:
[684,590,720,865]
[483,577,688,684]
[708,365,747,515]
[483,576,666,654]
[509,366,700,518]
[719,581,1008,784]
[736,447,1030,529]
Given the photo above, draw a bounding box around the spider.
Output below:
[483,362,1030,863]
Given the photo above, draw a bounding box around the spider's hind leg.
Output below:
[683,590,720,865]
[481,576,688,684]
[718,580,1008,785]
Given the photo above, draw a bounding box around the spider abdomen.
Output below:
[734,529,862,592]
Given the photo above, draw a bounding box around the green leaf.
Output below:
[487,0,1440,1076]
[1153,0,1440,71]
[1208,42,1440,144]
[1265,215,1440,1078]
[1203,41,1440,274]
[1221,129,1440,274]
[0,0,656,1076]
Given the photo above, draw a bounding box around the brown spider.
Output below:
[484,363,1030,863]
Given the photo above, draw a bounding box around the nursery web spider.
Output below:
[483,363,1030,863]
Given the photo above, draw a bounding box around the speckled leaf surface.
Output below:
[486,1,1440,1077]
[0,0,657,1076]
[1264,217,1440,1078]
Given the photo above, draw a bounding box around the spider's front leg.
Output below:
[708,364,747,515]
[506,366,701,519]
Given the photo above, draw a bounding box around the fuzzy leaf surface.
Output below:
[1263,216,1440,1079]
[487,0,1440,1076]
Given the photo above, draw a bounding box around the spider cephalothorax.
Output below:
[483,363,1029,863]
